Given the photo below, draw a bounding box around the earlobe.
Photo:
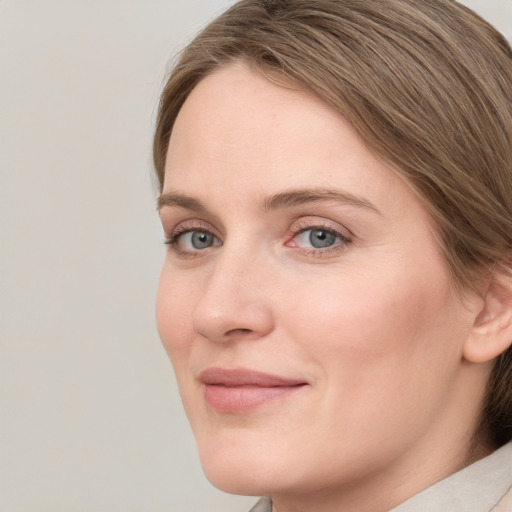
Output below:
[463,269,512,363]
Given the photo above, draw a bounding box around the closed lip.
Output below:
[198,367,308,412]
[198,367,307,387]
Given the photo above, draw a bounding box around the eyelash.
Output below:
[164,220,352,258]
[164,222,219,258]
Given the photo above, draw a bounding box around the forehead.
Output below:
[163,63,429,226]
[166,64,336,173]
[170,67,366,173]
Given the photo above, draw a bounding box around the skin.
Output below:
[156,63,494,512]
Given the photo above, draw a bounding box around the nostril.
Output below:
[227,328,253,336]
[193,298,274,342]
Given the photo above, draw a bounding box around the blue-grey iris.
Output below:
[192,231,214,249]
[309,229,336,248]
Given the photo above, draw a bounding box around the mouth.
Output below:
[198,367,308,413]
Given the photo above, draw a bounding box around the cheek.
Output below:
[156,268,206,430]
[283,257,467,391]
[156,265,196,364]
[274,260,471,462]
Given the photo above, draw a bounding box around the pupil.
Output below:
[310,229,336,248]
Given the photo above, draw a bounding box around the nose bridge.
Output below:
[192,243,274,342]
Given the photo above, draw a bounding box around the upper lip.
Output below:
[198,367,307,387]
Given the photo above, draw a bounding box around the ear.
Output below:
[463,268,512,363]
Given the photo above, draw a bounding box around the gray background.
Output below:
[1,1,510,511]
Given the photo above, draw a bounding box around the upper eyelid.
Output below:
[294,226,349,239]
[288,225,351,246]
[165,218,218,236]
[288,216,354,238]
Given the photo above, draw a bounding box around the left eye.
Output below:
[294,228,341,249]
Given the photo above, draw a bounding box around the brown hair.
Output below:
[153,0,512,447]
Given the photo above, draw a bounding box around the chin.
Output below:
[200,453,277,496]
[204,469,270,496]
[194,429,293,496]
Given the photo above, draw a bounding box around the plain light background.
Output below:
[0,1,510,511]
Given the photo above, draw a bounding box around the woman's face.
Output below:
[157,64,485,507]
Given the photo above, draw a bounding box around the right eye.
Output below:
[166,228,222,255]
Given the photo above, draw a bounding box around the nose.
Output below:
[192,251,275,343]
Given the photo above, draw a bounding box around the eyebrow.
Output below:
[157,192,209,213]
[262,188,380,214]
[157,188,381,215]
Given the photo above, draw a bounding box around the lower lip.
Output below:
[204,384,305,413]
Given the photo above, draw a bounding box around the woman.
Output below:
[153,1,512,510]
